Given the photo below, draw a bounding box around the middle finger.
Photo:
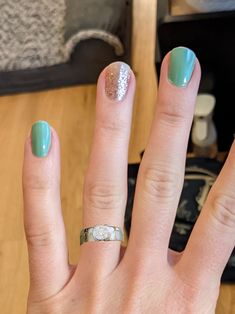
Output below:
[127,47,200,261]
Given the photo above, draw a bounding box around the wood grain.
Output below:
[0,0,233,313]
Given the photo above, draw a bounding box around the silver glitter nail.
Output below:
[105,62,131,101]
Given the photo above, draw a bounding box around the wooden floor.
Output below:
[0,0,234,313]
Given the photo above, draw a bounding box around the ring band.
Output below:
[80,224,123,245]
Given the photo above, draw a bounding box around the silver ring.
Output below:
[80,224,123,245]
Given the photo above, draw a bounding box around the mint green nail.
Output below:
[168,47,196,87]
[31,121,51,157]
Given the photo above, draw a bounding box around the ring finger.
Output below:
[79,62,135,275]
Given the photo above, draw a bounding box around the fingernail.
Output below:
[105,62,131,101]
[168,47,196,87]
[31,121,51,157]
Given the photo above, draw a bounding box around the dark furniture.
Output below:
[156,0,235,152]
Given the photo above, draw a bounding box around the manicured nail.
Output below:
[105,62,131,101]
[168,47,196,87]
[31,121,51,157]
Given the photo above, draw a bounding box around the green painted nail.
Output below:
[31,121,51,157]
[168,47,196,87]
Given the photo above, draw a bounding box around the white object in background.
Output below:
[186,0,235,13]
[192,94,218,158]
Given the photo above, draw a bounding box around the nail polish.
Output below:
[168,47,196,87]
[105,62,131,101]
[31,120,51,157]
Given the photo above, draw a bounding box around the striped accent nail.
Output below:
[105,62,131,101]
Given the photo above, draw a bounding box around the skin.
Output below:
[23,52,235,314]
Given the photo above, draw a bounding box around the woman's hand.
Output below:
[23,47,235,314]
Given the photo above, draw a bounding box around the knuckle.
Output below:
[141,164,179,201]
[23,173,57,192]
[98,117,127,136]
[210,193,235,229]
[26,227,56,249]
[175,279,219,313]
[84,181,123,212]
[179,281,201,304]
[158,107,188,128]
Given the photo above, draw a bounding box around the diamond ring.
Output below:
[80,224,124,245]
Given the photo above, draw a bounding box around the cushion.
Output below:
[0,0,132,94]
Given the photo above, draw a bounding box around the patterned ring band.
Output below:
[80,224,124,245]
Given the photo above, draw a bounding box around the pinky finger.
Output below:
[23,121,70,301]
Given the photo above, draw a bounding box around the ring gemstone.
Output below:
[92,225,112,240]
[80,224,123,245]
